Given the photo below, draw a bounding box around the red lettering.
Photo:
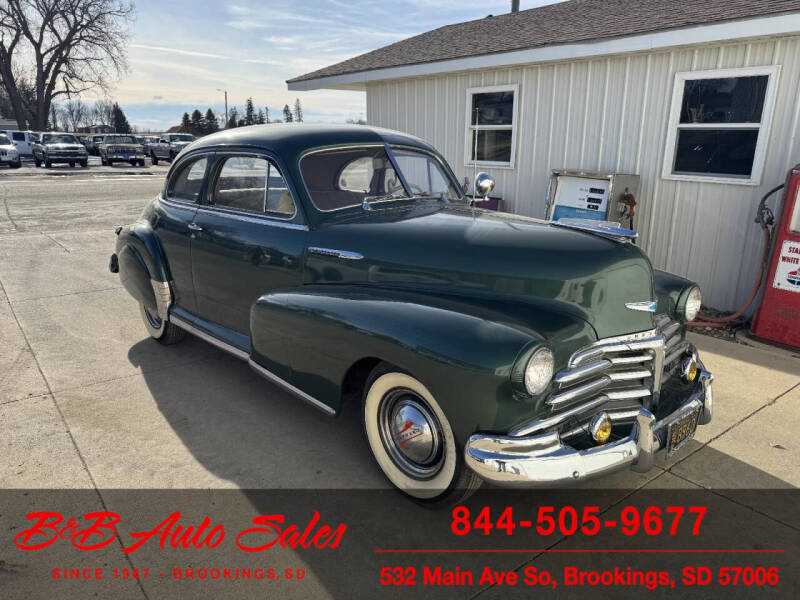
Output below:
[72,512,120,550]
[15,512,63,550]
[237,515,284,552]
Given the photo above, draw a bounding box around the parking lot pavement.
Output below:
[1,154,170,178]
[0,172,797,494]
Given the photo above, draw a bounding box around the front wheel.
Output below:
[151,152,159,165]
[139,304,186,345]
[44,158,52,168]
[363,363,481,505]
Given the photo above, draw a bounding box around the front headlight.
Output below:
[525,347,554,395]
[680,286,702,322]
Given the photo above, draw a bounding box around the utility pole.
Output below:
[217,88,228,128]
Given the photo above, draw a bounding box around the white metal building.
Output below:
[289,0,800,311]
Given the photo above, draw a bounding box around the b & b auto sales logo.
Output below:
[14,510,346,553]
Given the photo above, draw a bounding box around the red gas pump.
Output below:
[751,164,800,348]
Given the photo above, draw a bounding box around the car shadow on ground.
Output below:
[128,336,798,599]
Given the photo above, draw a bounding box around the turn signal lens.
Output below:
[682,357,698,383]
[590,412,612,444]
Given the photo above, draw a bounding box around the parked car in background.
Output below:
[0,133,21,168]
[98,134,146,166]
[86,135,106,155]
[77,135,89,147]
[110,124,713,504]
[33,132,89,168]
[3,130,36,156]
[149,133,196,165]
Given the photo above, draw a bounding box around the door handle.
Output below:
[188,222,203,232]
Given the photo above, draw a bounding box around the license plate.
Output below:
[666,406,701,456]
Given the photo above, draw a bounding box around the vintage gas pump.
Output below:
[751,164,800,348]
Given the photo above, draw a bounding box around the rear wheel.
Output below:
[69,162,75,167]
[34,157,41,167]
[151,152,159,165]
[80,160,88,168]
[362,363,481,505]
[10,160,20,169]
[44,158,52,168]
[139,304,186,345]
[107,159,114,166]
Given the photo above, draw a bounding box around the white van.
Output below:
[3,130,35,156]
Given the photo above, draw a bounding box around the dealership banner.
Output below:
[2,489,798,599]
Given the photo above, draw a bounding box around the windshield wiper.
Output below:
[362,190,409,210]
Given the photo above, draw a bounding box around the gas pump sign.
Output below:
[772,240,800,292]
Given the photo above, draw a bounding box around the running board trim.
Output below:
[169,314,250,360]
[168,312,336,416]
[248,359,336,416]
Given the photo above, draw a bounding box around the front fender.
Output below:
[250,285,595,441]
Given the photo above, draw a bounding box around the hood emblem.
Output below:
[626,301,658,312]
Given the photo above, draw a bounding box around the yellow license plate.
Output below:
[666,406,701,456]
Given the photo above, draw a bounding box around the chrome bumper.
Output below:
[464,369,713,487]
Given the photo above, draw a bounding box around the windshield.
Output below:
[300,146,461,212]
[106,136,136,144]
[43,134,78,144]
[0,134,10,145]
[169,134,195,142]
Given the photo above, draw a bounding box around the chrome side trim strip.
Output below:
[307,246,364,260]
[168,314,250,360]
[625,301,658,312]
[248,359,336,416]
[194,206,310,230]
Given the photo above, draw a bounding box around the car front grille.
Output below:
[547,316,686,416]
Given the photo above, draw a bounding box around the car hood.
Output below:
[307,203,656,339]
[170,141,192,147]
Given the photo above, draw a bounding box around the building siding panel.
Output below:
[365,35,800,311]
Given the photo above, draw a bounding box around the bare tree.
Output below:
[92,98,114,126]
[0,0,134,129]
[62,98,87,131]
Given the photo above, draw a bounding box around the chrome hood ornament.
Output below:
[625,300,658,312]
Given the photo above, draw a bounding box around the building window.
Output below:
[465,84,519,168]
[662,66,780,185]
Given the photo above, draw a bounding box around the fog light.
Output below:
[681,357,698,383]
[590,412,612,444]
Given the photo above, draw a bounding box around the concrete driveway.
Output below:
[0,170,798,598]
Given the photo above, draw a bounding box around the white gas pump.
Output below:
[545,170,640,229]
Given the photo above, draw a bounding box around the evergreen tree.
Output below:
[245,97,256,126]
[293,98,303,122]
[256,109,265,125]
[283,104,293,123]
[264,106,270,124]
[190,109,204,134]
[112,102,132,133]
[204,108,218,134]
[226,107,239,129]
[181,112,191,131]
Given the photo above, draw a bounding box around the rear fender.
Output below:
[115,221,171,318]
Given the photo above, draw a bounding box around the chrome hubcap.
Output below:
[378,389,444,479]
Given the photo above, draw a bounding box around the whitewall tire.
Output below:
[363,365,481,504]
[139,304,185,345]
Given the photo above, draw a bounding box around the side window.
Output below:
[213,155,295,217]
[167,156,208,203]
[12,132,25,141]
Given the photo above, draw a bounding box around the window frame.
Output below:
[661,65,781,186]
[206,151,298,221]
[164,152,211,205]
[464,83,519,169]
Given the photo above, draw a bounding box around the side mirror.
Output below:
[472,172,495,203]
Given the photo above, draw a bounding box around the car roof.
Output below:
[189,123,435,160]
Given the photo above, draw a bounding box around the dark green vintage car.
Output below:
[110,124,713,503]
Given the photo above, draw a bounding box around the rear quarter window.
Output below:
[167,156,208,202]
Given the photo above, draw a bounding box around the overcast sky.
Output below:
[113,0,562,131]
